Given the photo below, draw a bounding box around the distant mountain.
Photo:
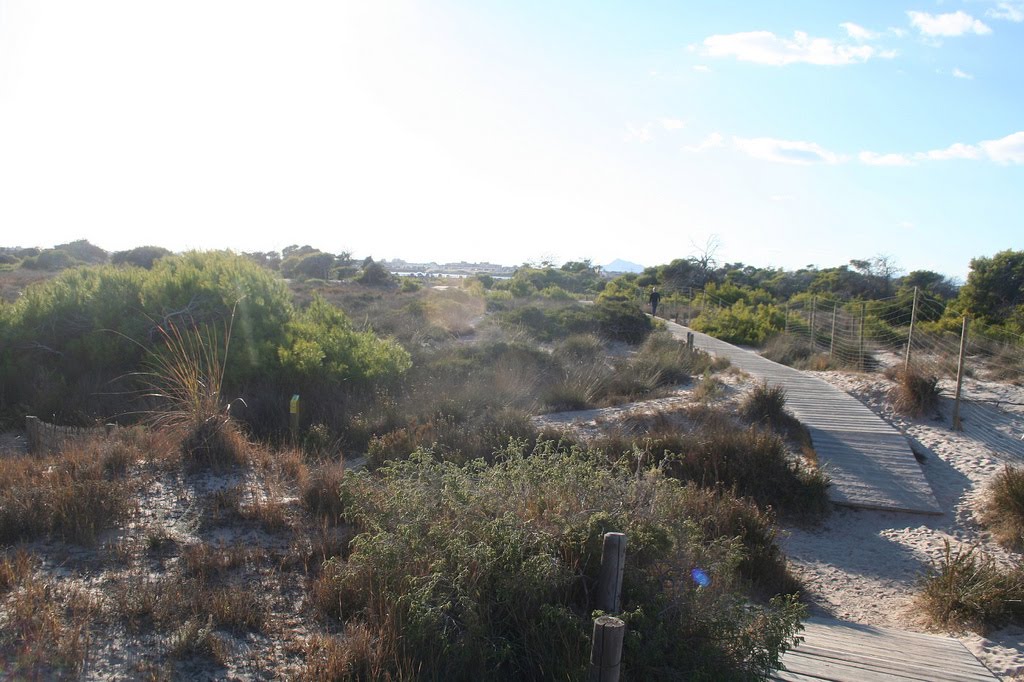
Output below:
[602,259,644,274]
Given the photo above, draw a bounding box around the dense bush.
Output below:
[498,300,652,344]
[279,295,411,383]
[314,446,804,680]
[585,407,829,519]
[0,252,410,428]
[692,300,783,346]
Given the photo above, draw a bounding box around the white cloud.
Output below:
[733,137,844,164]
[952,67,974,79]
[684,132,724,152]
[624,123,652,143]
[980,131,1024,164]
[701,30,886,66]
[917,142,983,161]
[659,118,686,131]
[769,194,795,202]
[692,64,711,72]
[907,11,992,36]
[859,151,915,166]
[987,2,1024,22]
[840,22,878,40]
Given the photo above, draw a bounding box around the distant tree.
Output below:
[898,270,958,301]
[957,250,1024,326]
[111,246,172,269]
[560,259,594,273]
[356,258,395,287]
[243,251,282,271]
[21,249,76,271]
[55,239,108,265]
[291,252,335,280]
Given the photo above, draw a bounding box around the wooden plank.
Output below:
[666,321,942,514]
[771,617,998,681]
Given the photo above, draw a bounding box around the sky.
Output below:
[1,1,1022,279]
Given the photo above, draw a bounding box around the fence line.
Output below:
[25,415,117,454]
[653,288,1024,463]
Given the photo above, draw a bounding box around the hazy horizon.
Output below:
[2,2,1022,281]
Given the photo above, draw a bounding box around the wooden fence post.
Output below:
[290,394,301,445]
[809,296,817,351]
[829,303,838,358]
[859,301,866,371]
[588,616,625,682]
[953,316,969,431]
[25,415,40,454]
[596,532,627,613]
[905,286,918,373]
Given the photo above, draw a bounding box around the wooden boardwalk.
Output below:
[666,322,941,514]
[772,617,997,681]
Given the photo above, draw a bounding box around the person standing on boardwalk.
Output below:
[649,288,661,317]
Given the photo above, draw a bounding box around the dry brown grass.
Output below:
[979,464,1024,550]
[887,364,941,417]
[0,437,135,545]
[0,571,97,677]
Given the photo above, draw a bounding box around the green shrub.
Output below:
[692,301,783,346]
[279,294,411,383]
[317,446,804,680]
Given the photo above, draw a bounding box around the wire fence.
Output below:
[652,287,1024,463]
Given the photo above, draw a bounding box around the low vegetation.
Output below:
[918,541,1024,632]
[979,465,1024,550]
[310,445,805,680]
[887,364,941,418]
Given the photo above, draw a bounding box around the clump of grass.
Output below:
[740,381,812,450]
[166,615,229,663]
[917,540,1024,631]
[142,316,248,470]
[741,382,788,427]
[692,372,725,402]
[301,627,405,681]
[0,549,35,593]
[888,364,940,417]
[302,461,348,523]
[979,465,1024,550]
[311,446,805,680]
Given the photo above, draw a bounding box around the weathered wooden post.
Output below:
[809,296,817,351]
[784,302,789,335]
[596,532,627,613]
[588,616,625,682]
[859,301,867,371]
[952,316,969,431]
[290,394,301,445]
[25,415,41,454]
[829,303,838,358]
[904,286,919,373]
[686,332,694,351]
